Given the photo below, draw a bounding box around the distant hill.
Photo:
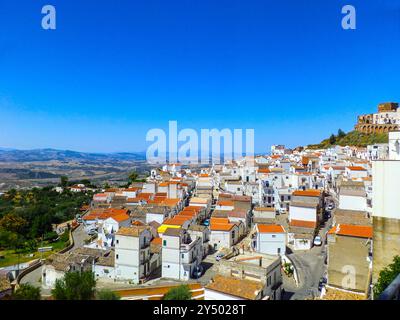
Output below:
[308,130,388,149]
[0,148,146,162]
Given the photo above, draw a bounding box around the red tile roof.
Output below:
[290,219,317,229]
[257,224,286,233]
[292,189,322,197]
[347,166,367,171]
[210,223,235,231]
[329,224,372,238]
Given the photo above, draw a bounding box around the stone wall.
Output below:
[373,216,400,283]
[328,235,371,293]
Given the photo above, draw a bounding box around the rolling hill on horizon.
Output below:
[0,147,147,162]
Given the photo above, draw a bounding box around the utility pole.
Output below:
[40,234,44,261]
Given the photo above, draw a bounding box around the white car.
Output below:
[313,236,322,246]
[327,203,335,211]
[215,253,225,261]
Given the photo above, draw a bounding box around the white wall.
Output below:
[161,234,181,279]
[204,289,242,300]
[339,195,367,211]
[94,265,115,280]
[146,213,165,225]
[289,206,316,222]
[293,238,312,251]
[210,231,232,250]
[42,266,65,288]
[115,231,151,283]
[256,232,286,255]
[373,160,400,219]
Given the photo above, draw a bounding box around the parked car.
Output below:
[192,265,204,279]
[278,208,287,214]
[324,212,331,219]
[313,236,322,246]
[87,229,97,236]
[215,253,225,261]
[318,280,325,292]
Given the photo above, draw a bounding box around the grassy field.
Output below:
[0,231,70,268]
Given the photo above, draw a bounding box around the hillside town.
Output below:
[2,104,399,300]
[1,100,400,301]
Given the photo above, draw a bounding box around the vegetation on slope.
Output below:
[0,178,93,261]
[308,129,388,149]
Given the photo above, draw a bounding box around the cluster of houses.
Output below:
[38,130,400,300]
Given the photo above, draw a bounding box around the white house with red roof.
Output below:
[209,218,239,250]
[345,166,369,179]
[253,224,287,256]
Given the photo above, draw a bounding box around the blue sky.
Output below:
[1,0,400,153]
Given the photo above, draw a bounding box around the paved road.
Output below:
[197,252,218,286]
[71,224,87,249]
[286,248,326,299]
[19,224,88,294]
[284,213,333,300]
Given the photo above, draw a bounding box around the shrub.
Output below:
[163,285,192,300]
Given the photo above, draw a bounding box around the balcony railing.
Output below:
[379,274,400,300]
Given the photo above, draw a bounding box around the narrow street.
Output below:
[19,224,88,295]
[283,208,334,300]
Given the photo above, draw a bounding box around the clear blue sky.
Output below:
[1,0,400,153]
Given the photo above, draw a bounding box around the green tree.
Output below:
[12,284,41,300]
[44,231,58,242]
[0,213,28,234]
[52,271,96,300]
[337,129,346,139]
[60,176,69,188]
[163,285,192,300]
[374,255,400,298]
[0,229,19,250]
[329,134,336,145]
[128,171,139,184]
[96,289,120,300]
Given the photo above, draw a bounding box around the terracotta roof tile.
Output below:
[329,224,372,238]
[290,219,316,229]
[257,224,286,233]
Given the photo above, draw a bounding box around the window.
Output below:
[277,248,281,254]
[182,253,184,259]
[116,240,119,244]
[163,240,167,246]
[116,254,119,259]
[272,235,276,238]
[267,276,271,286]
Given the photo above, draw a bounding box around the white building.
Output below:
[253,224,286,256]
[114,226,152,284]
[338,189,367,211]
[209,218,239,250]
[161,228,202,281]
[289,202,318,227]
[372,131,400,282]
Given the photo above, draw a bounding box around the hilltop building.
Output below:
[355,102,400,134]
